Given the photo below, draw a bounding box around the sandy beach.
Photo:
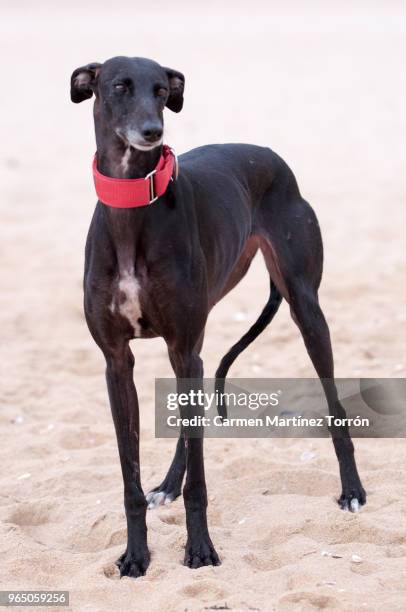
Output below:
[1,1,406,610]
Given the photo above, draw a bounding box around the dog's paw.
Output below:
[338,485,366,512]
[146,485,181,509]
[116,548,150,578]
[184,535,221,569]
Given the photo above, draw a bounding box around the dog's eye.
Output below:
[114,83,126,92]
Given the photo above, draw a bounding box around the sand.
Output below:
[1,1,406,610]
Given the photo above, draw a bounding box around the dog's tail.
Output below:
[215,279,283,418]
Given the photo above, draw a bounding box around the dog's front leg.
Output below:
[104,344,149,578]
[168,348,220,569]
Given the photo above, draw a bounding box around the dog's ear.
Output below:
[70,62,102,103]
[164,67,185,113]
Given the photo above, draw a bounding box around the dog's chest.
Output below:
[109,270,143,337]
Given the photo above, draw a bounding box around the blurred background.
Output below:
[2,0,405,378]
[1,1,405,610]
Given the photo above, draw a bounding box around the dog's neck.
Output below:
[94,129,164,272]
[95,129,162,179]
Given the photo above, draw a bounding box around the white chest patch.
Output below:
[110,270,142,337]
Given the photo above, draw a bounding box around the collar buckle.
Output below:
[170,147,179,181]
[144,168,158,204]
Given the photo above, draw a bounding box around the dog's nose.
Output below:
[142,124,163,143]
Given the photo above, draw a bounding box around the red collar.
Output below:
[93,145,178,208]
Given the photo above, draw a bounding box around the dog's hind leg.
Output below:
[287,279,366,510]
[257,175,365,510]
[146,331,205,508]
[146,436,186,508]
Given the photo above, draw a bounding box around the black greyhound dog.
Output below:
[71,56,366,578]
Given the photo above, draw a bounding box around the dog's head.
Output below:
[70,56,184,150]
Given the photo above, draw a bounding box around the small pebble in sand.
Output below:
[351,554,363,563]
[11,416,24,424]
[96,499,101,505]
[321,551,342,559]
[238,518,246,525]
[17,473,31,480]
[300,450,316,463]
